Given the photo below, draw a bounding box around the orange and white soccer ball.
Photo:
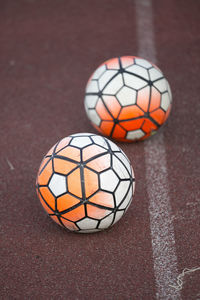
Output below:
[36,133,135,233]
[84,56,172,142]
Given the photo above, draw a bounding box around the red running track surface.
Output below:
[0,0,199,299]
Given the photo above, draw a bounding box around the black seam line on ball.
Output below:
[100,95,115,120]
[53,154,80,165]
[38,157,52,176]
[80,150,87,217]
[53,202,83,215]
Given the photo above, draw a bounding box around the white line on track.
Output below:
[135,0,181,299]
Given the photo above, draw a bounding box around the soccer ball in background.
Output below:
[36,133,135,233]
[84,56,172,142]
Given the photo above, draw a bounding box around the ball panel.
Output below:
[117,86,137,106]
[89,191,115,208]
[91,64,106,80]
[100,121,114,136]
[100,169,119,192]
[86,153,111,172]
[84,168,99,198]
[57,194,80,212]
[121,56,134,68]
[103,74,123,94]
[126,129,145,140]
[57,146,81,162]
[98,70,118,90]
[76,218,98,230]
[39,187,55,210]
[37,189,55,214]
[119,105,144,120]
[115,181,131,206]
[37,160,53,186]
[153,78,168,93]
[70,136,92,148]
[120,119,144,131]
[60,218,78,231]
[61,204,85,222]
[84,95,99,109]
[141,118,158,134]
[98,213,114,229]
[54,158,77,175]
[86,80,99,93]
[137,86,150,112]
[135,58,152,68]
[119,185,133,209]
[96,98,113,120]
[113,210,124,225]
[149,87,161,112]
[161,92,170,112]
[55,137,71,153]
[82,144,107,161]
[150,109,165,125]
[49,174,67,197]
[102,95,121,118]
[67,168,82,198]
[106,57,120,69]
[124,73,147,90]
[86,204,111,220]
[112,156,130,179]
[126,64,149,80]
[149,67,163,81]
[112,124,126,139]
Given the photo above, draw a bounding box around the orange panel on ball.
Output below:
[58,146,80,162]
[60,218,78,231]
[61,205,85,222]
[137,86,150,112]
[120,56,134,68]
[96,99,113,120]
[106,57,120,69]
[100,121,114,136]
[38,157,50,174]
[82,144,106,161]
[57,194,80,212]
[86,153,110,172]
[112,124,126,139]
[142,118,158,133]
[149,87,161,112]
[55,137,71,153]
[89,191,114,208]
[84,168,99,198]
[37,189,54,214]
[67,168,82,198]
[86,204,109,220]
[54,158,77,175]
[120,118,144,131]
[38,161,53,186]
[119,105,144,120]
[39,186,55,210]
[103,96,121,118]
[150,109,165,125]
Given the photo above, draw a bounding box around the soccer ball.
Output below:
[36,133,135,233]
[84,56,172,142]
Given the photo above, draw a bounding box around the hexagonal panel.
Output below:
[38,160,53,186]
[84,95,99,109]
[161,92,170,112]
[76,218,98,230]
[126,129,145,140]
[96,98,112,120]
[153,78,167,93]
[48,173,67,197]
[67,168,82,198]
[149,67,163,81]
[100,169,119,192]
[126,64,149,80]
[115,181,131,206]
[112,156,130,179]
[70,136,92,148]
[91,135,108,149]
[82,144,107,161]
[86,153,111,172]
[117,86,137,106]
[102,95,121,118]
[86,79,99,93]
[84,168,99,198]
[103,74,123,94]
[98,213,114,229]
[92,64,106,80]
[86,109,101,126]
[135,58,152,68]
[86,204,111,220]
[98,70,118,90]
[124,73,147,90]
[54,158,77,175]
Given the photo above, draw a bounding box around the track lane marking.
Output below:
[135,0,181,299]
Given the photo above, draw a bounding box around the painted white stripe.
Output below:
[135,0,181,299]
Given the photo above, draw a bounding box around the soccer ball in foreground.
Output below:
[36,133,135,233]
[84,56,172,142]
